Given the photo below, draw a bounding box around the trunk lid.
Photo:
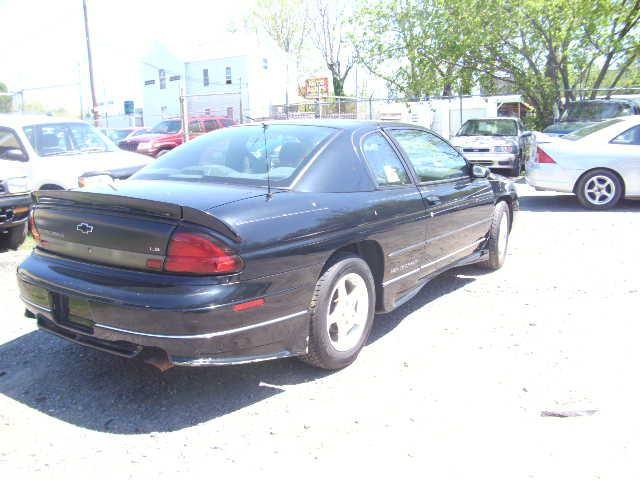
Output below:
[32,181,257,271]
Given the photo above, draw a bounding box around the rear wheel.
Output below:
[300,254,375,370]
[482,201,510,270]
[576,169,622,210]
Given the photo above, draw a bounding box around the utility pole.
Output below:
[83,0,99,126]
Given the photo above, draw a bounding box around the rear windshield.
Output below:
[560,102,634,122]
[458,119,517,136]
[563,118,624,140]
[131,124,335,186]
[149,120,181,134]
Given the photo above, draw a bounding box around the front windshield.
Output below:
[131,124,335,186]
[563,118,624,141]
[23,122,116,156]
[149,120,181,134]
[560,102,633,122]
[458,119,517,136]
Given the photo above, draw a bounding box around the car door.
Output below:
[359,130,429,285]
[608,125,640,195]
[386,127,494,275]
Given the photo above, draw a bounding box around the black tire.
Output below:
[300,253,376,370]
[482,201,510,270]
[510,156,521,177]
[575,169,622,210]
[1,222,27,250]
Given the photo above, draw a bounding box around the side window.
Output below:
[189,120,203,133]
[0,128,26,160]
[361,132,410,186]
[611,126,640,145]
[391,129,468,182]
[203,119,219,132]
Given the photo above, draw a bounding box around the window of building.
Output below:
[203,69,209,87]
[226,107,234,119]
[225,67,232,85]
[204,108,211,115]
[159,69,166,90]
[362,132,410,186]
[160,106,167,118]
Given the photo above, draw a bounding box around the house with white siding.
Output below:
[141,34,297,126]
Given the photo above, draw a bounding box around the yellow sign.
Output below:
[305,77,330,97]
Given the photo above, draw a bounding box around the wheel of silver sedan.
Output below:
[576,169,622,210]
[584,175,616,206]
[326,272,369,352]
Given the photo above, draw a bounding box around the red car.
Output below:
[119,116,235,157]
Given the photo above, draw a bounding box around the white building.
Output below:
[141,35,297,126]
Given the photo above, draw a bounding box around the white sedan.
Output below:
[526,116,640,209]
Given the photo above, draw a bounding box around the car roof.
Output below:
[0,114,90,128]
[237,119,419,132]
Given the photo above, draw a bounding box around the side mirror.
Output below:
[3,148,28,162]
[472,165,490,178]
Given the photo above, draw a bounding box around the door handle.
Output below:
[426,195,441,206]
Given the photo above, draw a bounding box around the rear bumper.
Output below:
[17,251,314,366]
[463,153,516,168]
[0,193,30,229]
[525,162,577,193]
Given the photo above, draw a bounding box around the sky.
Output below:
[0,0,384,117]
[0,0,251,113]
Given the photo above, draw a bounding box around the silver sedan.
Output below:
[526,116,640,209]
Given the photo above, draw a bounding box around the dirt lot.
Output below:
[1,184,639,479]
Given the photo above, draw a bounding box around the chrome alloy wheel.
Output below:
[584,175,616,206]
[497,214,509,262]
[326,272,370,352]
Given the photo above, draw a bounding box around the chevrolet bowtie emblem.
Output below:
[76,223,94,234]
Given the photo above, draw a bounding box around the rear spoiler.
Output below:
[32,190,241,243]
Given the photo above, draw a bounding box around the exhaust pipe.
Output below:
[139,348,174,372]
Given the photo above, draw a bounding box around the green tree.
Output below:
[352,0,640,128]
[248,0,310,70]
[310,0,355,97]
[0,82,13,113]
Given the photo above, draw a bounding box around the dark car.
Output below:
[543,98,640,136]
[18,120,518,370]
[119,116,235,158]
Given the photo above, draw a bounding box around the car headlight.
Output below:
[493,145,515,153]
[7,176,29,194]
[137,142,152,150]
[78,174,114,188]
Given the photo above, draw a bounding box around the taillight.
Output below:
[164,232,243,275]
[536,147,556,164]
[29,210,40,243]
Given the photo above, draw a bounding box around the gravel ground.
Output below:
[1,184,639,479]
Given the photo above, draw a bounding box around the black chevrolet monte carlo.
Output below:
[17,120,518,370]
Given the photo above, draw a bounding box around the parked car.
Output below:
[0,115,151,191]
[119,116,235,157]
[450,117,535,177]
[18,120,518,370]
[0,146,30,249]
[542,98,640,136]
[527,115,640,209]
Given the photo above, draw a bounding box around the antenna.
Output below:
[262,122,272,198]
